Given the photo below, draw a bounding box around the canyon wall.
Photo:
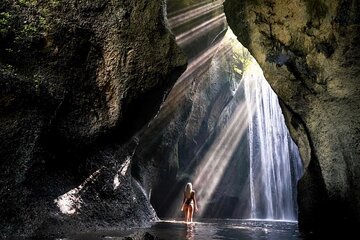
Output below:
[1,0,359,237]
[224,0,360,232]
[0,0,186,238]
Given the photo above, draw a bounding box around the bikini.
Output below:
[184,191,194,205]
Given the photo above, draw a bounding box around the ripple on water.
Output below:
[67,219,306,240]
[146,219,303,240]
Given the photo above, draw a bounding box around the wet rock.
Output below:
[120,231,163,240]
[132,30,256,219]
[0,0,186,238]
[225,0,360,233]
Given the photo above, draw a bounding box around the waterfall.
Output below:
[243,59,303,221]
[150,1,304,220]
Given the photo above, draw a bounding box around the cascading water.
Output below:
[139,0,304,221]
[243,56,304,221]
[187,28,304,220]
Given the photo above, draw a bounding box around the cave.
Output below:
[132,0,304,223]
[0,0,359,239]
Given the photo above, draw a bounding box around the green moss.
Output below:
[0,12,12,35]
[33,71,44,91]
[0,1,60,89]
[304,0,328,21]
[247,0,263,6]
[289,32,307,56]
[0,0,61,47]
[18,0,37,6]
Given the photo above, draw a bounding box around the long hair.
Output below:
[184,182,192,199]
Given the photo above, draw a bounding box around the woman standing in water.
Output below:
[181,182,198,222]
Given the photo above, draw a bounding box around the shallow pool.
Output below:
[69,219,310,240]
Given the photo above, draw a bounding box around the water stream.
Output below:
[62,1,306,239]
[243,56,303,221]
[166,0,303,222]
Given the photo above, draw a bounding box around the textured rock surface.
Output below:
[132,52,235,217]
[0,0,186,238]
[119,231,163,240]
[131,0,232,219]
[132,28,260,218]
[224,0,360,232]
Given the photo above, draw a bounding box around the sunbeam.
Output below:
[167,0,213,18]
[54,168,103,215]
[193,102,250,216]
[135,30,228,141]
[174,40,229,86]
[176,13,226,47]
[168,0,224,29]
[137,1,303,223]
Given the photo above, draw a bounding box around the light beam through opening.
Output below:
[148,0,304,221]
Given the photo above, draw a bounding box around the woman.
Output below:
[181,182,198,222]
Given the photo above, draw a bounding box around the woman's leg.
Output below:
[184,205,189,222]
[188,204,194,222]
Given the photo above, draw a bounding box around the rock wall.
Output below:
[131,46,236,218]
[0,0,186,238]
[224,0,360,233]
[131,0,243,219]
[131,0,234,219]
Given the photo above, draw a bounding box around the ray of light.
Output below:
[167,0,213,18]
[176,13,226,47]
[168,0,224,29]
[193,102,251,215]
[135,39,229,141]
[174,41,230,86]
[54,167,103,215]
[113,156,131,190]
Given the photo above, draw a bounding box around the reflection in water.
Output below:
[149,219,305,240]
[186,223,196,240]
[67,219,311,240]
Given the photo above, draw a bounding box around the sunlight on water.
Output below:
[67,219,305,240]
[146,219,303,240]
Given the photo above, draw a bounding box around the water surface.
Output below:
[70,219,308,240]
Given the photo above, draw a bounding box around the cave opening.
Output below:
[2,0,359,238]
[133,0,304,222]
